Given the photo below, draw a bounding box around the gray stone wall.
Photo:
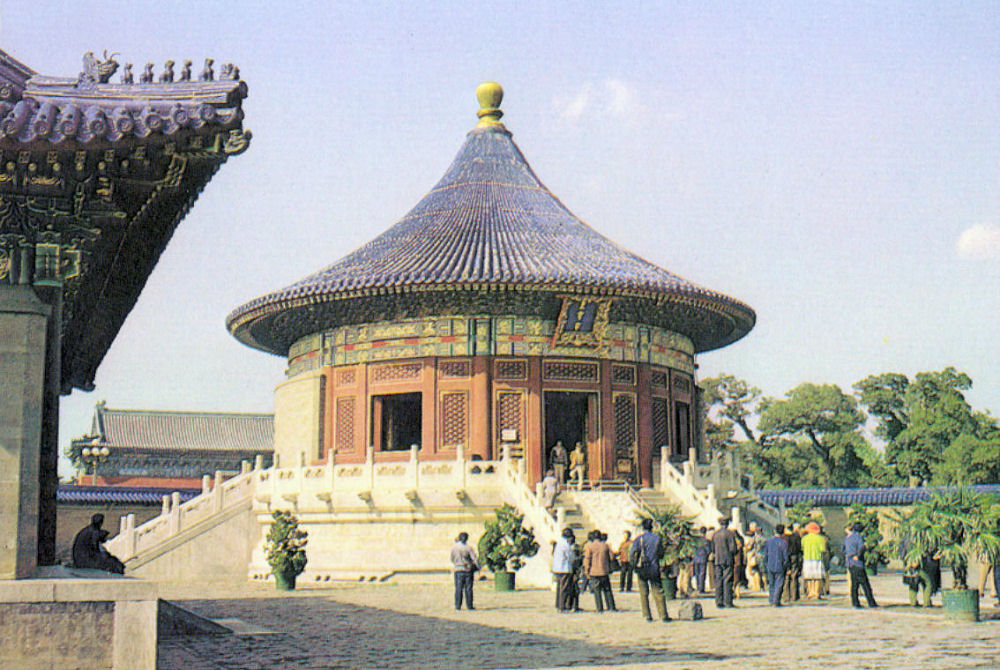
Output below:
[0,601,114,669]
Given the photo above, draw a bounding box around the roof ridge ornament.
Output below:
[475,81,504,127]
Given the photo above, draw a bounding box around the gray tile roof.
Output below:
[87,405,273,453]
[228,117,755,355]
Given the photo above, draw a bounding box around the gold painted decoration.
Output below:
[552,295,613,349]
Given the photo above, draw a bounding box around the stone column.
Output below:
[0,285,50,579]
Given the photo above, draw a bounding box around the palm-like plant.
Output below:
[901,487,1000,589]
[646,503,697,566]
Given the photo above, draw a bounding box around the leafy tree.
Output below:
[757,383,872,487]
[478,504,539,573]
[785,500,824,528]
[700,374,765,446]
[857,368,994,486]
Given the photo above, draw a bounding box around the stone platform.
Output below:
[0,566,157,670]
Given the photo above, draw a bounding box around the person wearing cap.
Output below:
[552,527,578,611]
[801,521,827,599]
[843,522,878,608]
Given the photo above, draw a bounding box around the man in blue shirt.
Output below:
[630,518,670,622]
[761,524,789,606]
[843,522,878,608]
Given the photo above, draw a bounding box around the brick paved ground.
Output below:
[157,573,1000,670]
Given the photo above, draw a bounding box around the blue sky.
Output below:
[3,2,998,476]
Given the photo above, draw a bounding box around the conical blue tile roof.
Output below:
[228,116,754,355]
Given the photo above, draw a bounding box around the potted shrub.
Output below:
[901,487,1000,622]
[648,504,696,600]
[847,504,889,576]
[477,503,539,591]
[264,510,308,591]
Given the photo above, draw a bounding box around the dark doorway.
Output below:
[374,393,422,451]
[544,392,590,467]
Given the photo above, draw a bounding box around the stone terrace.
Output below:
[156,573,1000,670]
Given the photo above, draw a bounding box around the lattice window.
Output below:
[372,362,422,382]
[672,375,692,394]
[651,370,668,388]
[614,394,636,448]
[495,359,527,380]
[335,397,355,452]
[497,391,523,432]
[543,361,598,382]
[440,392,469,448]
[652,397,669,451]
[611,364,636,385]
[439,360,471,378]
[337,367,357,386]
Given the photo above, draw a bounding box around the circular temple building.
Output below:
[227,83,754,489]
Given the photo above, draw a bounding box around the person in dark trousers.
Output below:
[692,526,710,593]
[585,531,617,612]
[843,522,878,608]
[630,518,670,622]
[762,524,789,606]
[782,523,802,603]
[711,517,738,608]
[552,528,578,611]
[450,532,479,610]
[617,530,634,592]
[71,513,125,573]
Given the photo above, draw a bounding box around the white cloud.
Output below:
[956,223,1000,260]
[605,79,642,118]
[557,80,655,124]
[560,84,594,121]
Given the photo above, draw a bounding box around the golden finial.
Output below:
[475,81,504,127]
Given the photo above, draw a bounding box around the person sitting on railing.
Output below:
[541,469,560,512]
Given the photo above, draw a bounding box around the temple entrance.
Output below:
[543,391,597,479]
[372,393,422,451]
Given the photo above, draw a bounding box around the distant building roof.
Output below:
[75,403,274,453]
[758,485,1000,507]
[57,484,200,506]
[228,82,755,356]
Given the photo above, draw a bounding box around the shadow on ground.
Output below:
[159,597,743,670]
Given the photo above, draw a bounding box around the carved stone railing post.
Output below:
[213,470,224,512]
[556,506,566,530]
[254,454,264,471]
[201,475,210,495]
[455,445,466,490]
[125,513,137,557]
[161,495,170,518]
[409,444,420,490]
[169,491,181,534]
[366,445,375,491]
[325,446,335,491]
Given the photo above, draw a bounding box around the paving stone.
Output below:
[156,573,1000,669]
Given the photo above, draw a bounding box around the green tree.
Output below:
[857,368,996,486]
[757,383,873,487]
[700,374,765,446]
